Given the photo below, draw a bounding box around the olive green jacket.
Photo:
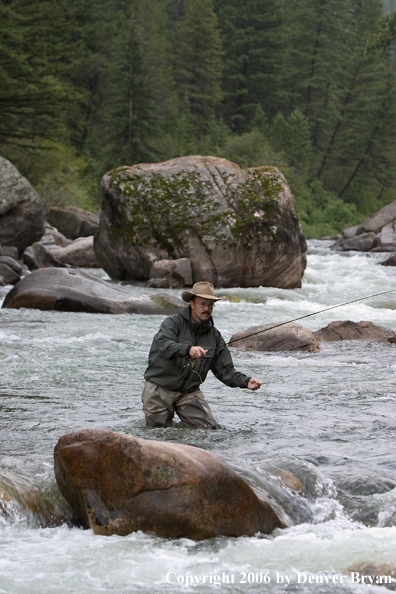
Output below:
[144,306,250,392]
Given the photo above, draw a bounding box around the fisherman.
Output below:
[142,281,262,429]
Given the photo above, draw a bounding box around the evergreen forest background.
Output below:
[2,0,396,238]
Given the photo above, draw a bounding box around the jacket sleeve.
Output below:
[153,315,190,360]
[211,339,251,388]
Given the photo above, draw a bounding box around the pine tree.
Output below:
[314,0,396,209]
[0,0,79,147]
[173,0,223,137]
[214,0,283,133]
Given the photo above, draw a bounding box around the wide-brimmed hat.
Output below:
[182,281,225,303]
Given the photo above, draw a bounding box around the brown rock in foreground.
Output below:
[229,321,320,352]
[54,429,285,540]
[314,320,396,343]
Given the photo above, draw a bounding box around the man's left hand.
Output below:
[247,378,262,390]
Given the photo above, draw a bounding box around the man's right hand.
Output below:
[190,346,207,359]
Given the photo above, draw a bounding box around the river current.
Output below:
[0,240,396,593]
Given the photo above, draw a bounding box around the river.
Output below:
[0,240,396,593]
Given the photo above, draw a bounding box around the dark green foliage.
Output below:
[173,0,223,137]
[214,0,283,133]
[0,0,79,145]
[1,0,396,239]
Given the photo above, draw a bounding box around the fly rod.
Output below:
[207,287,396,353]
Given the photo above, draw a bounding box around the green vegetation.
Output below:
[1,0,396,238]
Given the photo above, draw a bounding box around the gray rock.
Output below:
[330,237,344,251]
[0,255,22,276]
[0,263,20,285]
[314,320,396,343]
[46,206,99,240]
[50,236,99,268]
[0,156,45,253]
[1,268,185,314]
[338,199,396,252]
[145,277,171,289]
[40,223,69,247]
[0,246,19,259]
[342,224,361,240]
[373,222,396,252]
[380,253,396,266]
[355,200,396,235]
[341,232,378,252]
[229,321,320,352]
[22,243,64,270]
[149,257,193,288]
[95,156,307,289]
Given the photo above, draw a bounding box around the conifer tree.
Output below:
[214,0,283,133]
[173,0,223,137]
[0,0,79,147]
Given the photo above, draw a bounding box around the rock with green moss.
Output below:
[0,155,45,254]
[94,156,307,288]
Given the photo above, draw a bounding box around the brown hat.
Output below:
[182,281,225,303]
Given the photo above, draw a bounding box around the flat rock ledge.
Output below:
[1,268,184,314]
[54,429,286,539]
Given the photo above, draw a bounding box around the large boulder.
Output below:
[46,206,99,240]
[229,321,320,352]
[314,320,396,343]
[94,156,307,288]
[54,429,285,539]
[0,156,45,253]
[1,268,185,314]
[332,200,396,252]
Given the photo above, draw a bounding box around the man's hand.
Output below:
[190,346,207,359]
[247,378,262,390]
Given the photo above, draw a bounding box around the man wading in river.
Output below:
[142,281,262,429]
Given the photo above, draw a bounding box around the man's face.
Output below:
[190,297,215,324]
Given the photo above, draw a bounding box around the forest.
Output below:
[2,0,396,238]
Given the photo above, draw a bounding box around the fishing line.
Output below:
[207,287,396,353]
[202,287,396,403]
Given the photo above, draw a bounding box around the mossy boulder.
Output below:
[0,155,45,254]
[94,156,307,288]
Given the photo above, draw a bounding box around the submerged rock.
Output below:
[54,429,286,539]
[314,320,396,343]
[1,268,184,314]
[95,156,307,288]
[229,321,320,352]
